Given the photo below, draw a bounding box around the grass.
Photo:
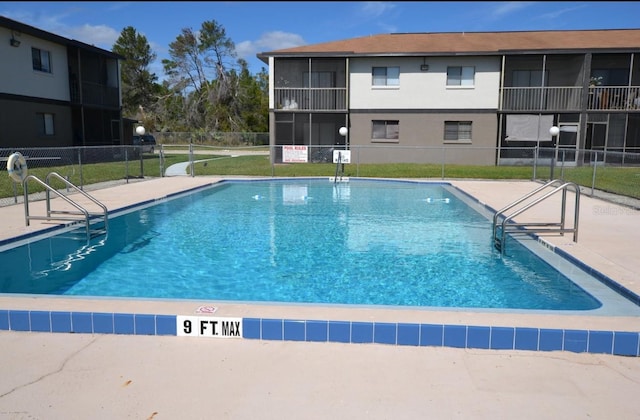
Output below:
[3,153,639,200]
[0,154,187,199]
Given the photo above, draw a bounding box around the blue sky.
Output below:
[2,1,640,78]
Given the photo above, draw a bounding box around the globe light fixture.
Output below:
[136,125,146,136]
[339,126,348,137]
[549,126,560,137]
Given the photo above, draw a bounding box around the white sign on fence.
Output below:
[283,145,308,163]
[333,150,351,164]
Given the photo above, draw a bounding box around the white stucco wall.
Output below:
[349,56,501,109]
[0,27,69,101]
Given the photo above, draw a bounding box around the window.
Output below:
[303,71,335,88]
[37,113,55,136]
[446,66,474,86]
[372,67,400,86]
[372,120,399,140]
[32,48,52,73]
[591,69,629,86]
[512,70,549,87]
[444,121,471,141]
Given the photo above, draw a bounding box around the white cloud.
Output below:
[66,24,120,48]
[534,5,587,20]
[236,31,306,59]
[491,1,535,18]
[2,10,119,49]
[358,1,397,19]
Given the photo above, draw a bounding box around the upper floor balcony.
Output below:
[275,87,347,111]
[70,80,120,108]
[501,86,640,112]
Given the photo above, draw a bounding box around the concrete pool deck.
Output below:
[0,176,639,418]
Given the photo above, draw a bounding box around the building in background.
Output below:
[258,29,640,166]
[0,16,124,148]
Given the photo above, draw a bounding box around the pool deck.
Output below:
[1,176,639,418]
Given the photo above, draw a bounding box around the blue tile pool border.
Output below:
[0,309,638,357]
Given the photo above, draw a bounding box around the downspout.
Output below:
[579,53,592,157]
[77,48,86,146]
[497,54,505,166]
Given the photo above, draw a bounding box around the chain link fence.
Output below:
[1,145,160,206]
[2,143,639,207]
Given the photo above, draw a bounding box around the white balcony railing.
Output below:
[587,86,640,110]
[501,86,640,111]
[275,88,347,111]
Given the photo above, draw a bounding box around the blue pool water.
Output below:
[0,179,603,310]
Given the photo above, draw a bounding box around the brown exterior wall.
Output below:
[348,111,498,165]
[0,98,72,148]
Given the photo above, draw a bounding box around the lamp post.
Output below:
[549,126,559,180]
[339,125,348,154]
[135,125,145,178]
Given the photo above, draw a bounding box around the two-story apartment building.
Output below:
[0,16,124,148]
[258,29,640,166]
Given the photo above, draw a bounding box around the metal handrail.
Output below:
[493,180,580,254]
[22,172,108,241]
[492,179,561,239]
[24,175,92,238]
[45,172,109,232]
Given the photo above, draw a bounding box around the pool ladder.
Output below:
[492,179,580,254]
[22,172,108,241]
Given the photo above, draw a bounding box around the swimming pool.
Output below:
[0,178,634,313]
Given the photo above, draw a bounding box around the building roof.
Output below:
[258,29,640,62]
[0,15,124,59]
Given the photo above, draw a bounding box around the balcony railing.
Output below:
[501,86,640,112]
[587,86,640,111]
[501,87,582,111]
[275,88,347,111]
[70,81,119,107]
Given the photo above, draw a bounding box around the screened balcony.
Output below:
[501,86,640,112]
[274,87,347,111]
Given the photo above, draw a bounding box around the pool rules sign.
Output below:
[177,316,242,338]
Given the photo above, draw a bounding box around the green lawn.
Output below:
[3,153,639,200]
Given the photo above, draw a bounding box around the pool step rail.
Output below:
[22,172,109,241]
[330,150,349,183]
[492,179,580,254]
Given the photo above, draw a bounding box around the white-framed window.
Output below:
[372,67,400,86]
[303,71,335,88]
[444,121,472,141]
[446,66,474,86]
[37,113,55,136]
[372,120,399,140]
[32,47,52,73]
[512,70,549,87]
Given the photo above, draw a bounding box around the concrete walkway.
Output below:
[0,176,639,419]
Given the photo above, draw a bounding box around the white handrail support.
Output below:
[492,179,580,254]
[22,172,109,241]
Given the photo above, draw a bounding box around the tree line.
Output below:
[112,20,269,134]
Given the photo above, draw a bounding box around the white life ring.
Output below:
[7,152,28,183]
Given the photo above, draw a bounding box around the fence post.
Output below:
[139,147,144,178]
[125,148,129,183]
[532,146,538,181]
[270,145,275,177]
[591,152,598,197]
[189,142,194,177]
[78,148,84,189]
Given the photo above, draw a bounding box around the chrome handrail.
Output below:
[493,179,580,254]
[22,172,109,241]
[45,172,109,233]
